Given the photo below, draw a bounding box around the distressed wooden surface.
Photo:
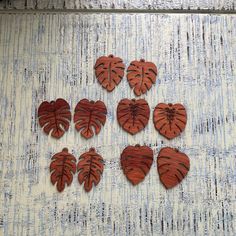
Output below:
[0,13,236,236]
[0,0,235,10]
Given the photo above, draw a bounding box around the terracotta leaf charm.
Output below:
[38,98,71,139]
[74,99,107,139]
[94,54,125,92]
[77,148,104,192]
[157,147,190,189]
[127,59,157,96]
[121,144,153,185]
[50,148,76,192]
[153,103,187,139]
[117,99,150,135]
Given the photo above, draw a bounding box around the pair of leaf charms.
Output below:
[38,98,187,140]
[95,55,158,96]
[121,145,190,189]
[38,98,107,139]
[50,147,104,192]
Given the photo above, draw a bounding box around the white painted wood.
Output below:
[0,0,235,10]
[0,13,235,236]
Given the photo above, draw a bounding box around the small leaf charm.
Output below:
[127,59,157,96]
[157,147,190,189]
[94,54,125,92]
[38,98,71,139]
[50,148,76,192]
[153,103,187,139]
[74,99,107,139]
[121,144,153,185]
[117,98,150,135]
[77,148,104,192]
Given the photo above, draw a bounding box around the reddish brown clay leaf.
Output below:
[74,99,107,139]
[117,98,150,135]
[153,103,187,139]
[77,148,104,192]
[121,144,153,185]
[50,148,76,192]
[127,59,157,96]
[38,98,71,139]
[157,147,190,189]
[94,54,125,92]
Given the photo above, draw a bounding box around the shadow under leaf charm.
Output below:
[94,54,125,92]
[153,103,187,139]
[38,98,71,139]
[50,148,76,192]
[121,144,153,185]
[77,148,104,192]
[74,99,107,139]
[117,98,150,135]
[157,147,190,189]
[127,59,157,96]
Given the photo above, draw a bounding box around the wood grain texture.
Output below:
[0,0,235,10]
[0,13,235,236]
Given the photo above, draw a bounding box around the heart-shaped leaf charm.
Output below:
[157,147,190,189]
[127,59,157,96]
[117,98,150,135]
[94,54,125,92]
[121,144,153,185]
[153,103,187,139]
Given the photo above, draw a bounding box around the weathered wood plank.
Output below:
[0,13,235,236]
[0,0,235,10]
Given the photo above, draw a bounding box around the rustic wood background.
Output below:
[0,1,236,236]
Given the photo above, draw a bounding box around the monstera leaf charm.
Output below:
[74,99,107,139]
[50,148,76,192]
[157,147,190,189]
[38,98,71,139]
[121,144,153,185]
[117,98,150,135]
[77,148,104,192]
[127,59,157,96]
[153,103,187,139]
[94,54,125,92]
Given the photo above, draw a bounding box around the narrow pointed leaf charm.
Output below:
[50,148,76,192]
[157,147,190,189]
[153,103,187,139]
[74,99,107,139]
[77,148,104,192]
[94,54,125,92]
[127,59,157,96]
[121,144,153,185]
[38,98,71,139]
[117,98,150,135]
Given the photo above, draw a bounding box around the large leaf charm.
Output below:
[157,147,190,189]
[153,103,187,139]
[74,99,107,139]
[117,98,150,135]
[121,144,153,185]
[77,148,104,192]
[127,59,157,96]
[38,98,71,139]
[94,54,125,92]
[50,148,76,192]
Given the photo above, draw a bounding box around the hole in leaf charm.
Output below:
[153,103,187,139]
[121,144,153,185]
[38,98,71,139]
[117,98,150,135]
[77,148,104,192]
[157,147,190,189]
[94,55,125,92]
[127,59,157,96]
[74,99,107,139]
[50,148,76,192]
